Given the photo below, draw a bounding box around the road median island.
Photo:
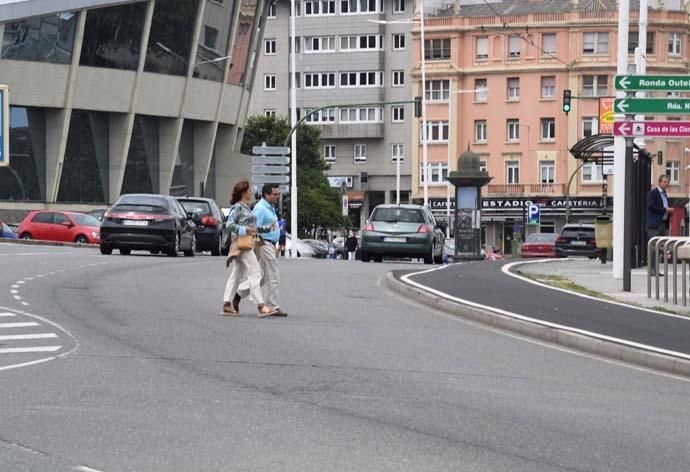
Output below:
[0,238,98,249]
[386,268,690,378]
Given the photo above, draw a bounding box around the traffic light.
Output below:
[657,150,663,166]
[414,96,422,117]
[562,89,572,114]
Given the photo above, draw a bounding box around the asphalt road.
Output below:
[1,243,690,472]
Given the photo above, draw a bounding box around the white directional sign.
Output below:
[252,155,290,165]
[252,165,290,175]
[252,174,290,184]
[251,143,291,189]
[252,145,290,155]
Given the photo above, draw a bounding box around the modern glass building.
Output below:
[0,0,269,211]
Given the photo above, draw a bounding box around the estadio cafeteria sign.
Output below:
[482,197,604,209]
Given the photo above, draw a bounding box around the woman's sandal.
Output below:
[258,304,277,318]
[221,302,240,316]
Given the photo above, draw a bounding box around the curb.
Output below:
[0,238,98,249]
[385,272,690,378]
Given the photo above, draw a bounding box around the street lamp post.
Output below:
[290,0,298,256]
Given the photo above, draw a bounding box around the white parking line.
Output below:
[0,346,62,354]
[0,333,58,341]
[0,322,39,329]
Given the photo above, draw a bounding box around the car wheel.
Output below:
[184,233,196,257]
[360,250,371,262]
[75,235,88,244]
[167,233,180,257]
[100,245,112,255]
[119,248,131,255]
[150,249,160,255]
[424,243,434,264]
[211,234,222,256]
[373,255,383,263]
[20,233,32,240]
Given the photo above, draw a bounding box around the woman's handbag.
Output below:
[236,234,255,250]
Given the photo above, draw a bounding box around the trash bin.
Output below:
[594,215,613,248]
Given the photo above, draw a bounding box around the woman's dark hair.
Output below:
[231,179,250,204]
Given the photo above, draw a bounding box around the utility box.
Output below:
[594,215,613,248]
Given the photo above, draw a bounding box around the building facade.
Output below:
[248,0,415,228]
[0,0,269,215]
[412,0,690,253]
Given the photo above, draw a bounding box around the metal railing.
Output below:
[647,236,690,305]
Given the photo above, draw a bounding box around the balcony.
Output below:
[486,184,565,196]
[319,123,384,139]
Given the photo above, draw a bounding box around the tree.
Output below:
[241,115,343,236]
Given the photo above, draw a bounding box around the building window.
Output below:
[393,33,405,50]
[392,144,404,162]
[354,144,367,162]
[264,74,276,90]
[268,2,277,17]
[340,107,383,123]
[506,161,520,184]
[507,77,520,100]
[304,72,335,88]
[305,36,336,53]
[475,79,487,102]
[289,37,301,53]
[1,106,47,201]
[479,161,487,172]
[507,120,520,142]
[264,109,277,117]
[340,71,384,87]
[264,38,276,55]
[540,118,555,140]
[341,0,382,14]
[304,0,336,15]
[666,161,680,183]
[583,32,609,54]
[540,160,555,184]
[628,31,654,54]
[393,0,405,13]
[145,0,200,76]
[474,120,487,143]
[392,106,405,123]
[582,162,603,183]
[582,75,608,97]
[426,80,450,101]
[582,117,598,138]
[2,12,79,65]
[324,144,336,162]
[424,38,451,60]
[304,108,336,123]
[420,121,449,143]
[508,35,521,58]
[204,26,219,50]
[289,72,301,89]
[392,70,405,87]
[541,33,557,56]
[340,34,384,51]
[669,32,682,56]
[476,36,488,60]
[419,163,449,185]
[541,76,556,98]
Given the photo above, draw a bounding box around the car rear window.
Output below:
[31,212,53,223]
[371,208,425,223]
[560,228,594,238]
[179,200,211,215]
[117,195,169,209]
[69,213,100,227]
[526,233,558,243]
[112,204,168,213]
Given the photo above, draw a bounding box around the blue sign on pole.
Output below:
[0,85,8,168]
[528,204,540,225]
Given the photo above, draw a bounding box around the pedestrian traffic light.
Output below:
[562,89,572,114]
[414,96,422,117]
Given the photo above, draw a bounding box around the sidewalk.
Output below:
[514,258,690,317]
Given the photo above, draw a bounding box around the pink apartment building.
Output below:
[411,1,690,254]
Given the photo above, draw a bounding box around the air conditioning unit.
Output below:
[360,172,368,191]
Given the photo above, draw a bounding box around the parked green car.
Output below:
[360,204,446,264]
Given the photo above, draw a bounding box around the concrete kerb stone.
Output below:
[0,238,98,249]
[385,271,690,379]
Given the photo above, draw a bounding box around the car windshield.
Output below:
[69,213,100,227]
[560,228,594,238]
[179,200,211,215]
[117,195,169,209]
[371,208,425,223]
[526,233,558,243]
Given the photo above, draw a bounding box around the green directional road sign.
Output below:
[615,75,690,91]
[613,98,690,115]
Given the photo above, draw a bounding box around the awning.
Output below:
[346,191,365,201]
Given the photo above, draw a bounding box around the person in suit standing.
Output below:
[646,174,674,275]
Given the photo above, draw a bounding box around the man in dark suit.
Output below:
[646,174,674,275]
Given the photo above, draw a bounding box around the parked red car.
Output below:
[18,211,101,244]
[520,233,558,258]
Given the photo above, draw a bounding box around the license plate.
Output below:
[384,237,406,243]
[571,240,586,246]
[122,220,148,226]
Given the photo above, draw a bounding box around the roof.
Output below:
[0,0,139,22]
[430,0,682,17]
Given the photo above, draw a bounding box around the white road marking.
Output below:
[0,252,71,257]
[0,346,62,354]
[10,289,18,294]
[17,281,24,284]
[20,302,29,306]
[35,274,45,278]
[0,312,17,317]
[0,322,39,329]
[0,333,58,341]
[11,285,19,289]
[25,277,33,281]
[73,466,104,472]
[400,264,690,362]
[13,295,21,300]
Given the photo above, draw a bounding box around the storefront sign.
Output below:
[482,197,606,210]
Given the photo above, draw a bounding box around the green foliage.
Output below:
[241,115,343,235]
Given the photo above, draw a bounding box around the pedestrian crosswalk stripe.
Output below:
[0,322,39,329]
[0,333,58,341]
[0,346,62,354]
[0,313,17,317]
